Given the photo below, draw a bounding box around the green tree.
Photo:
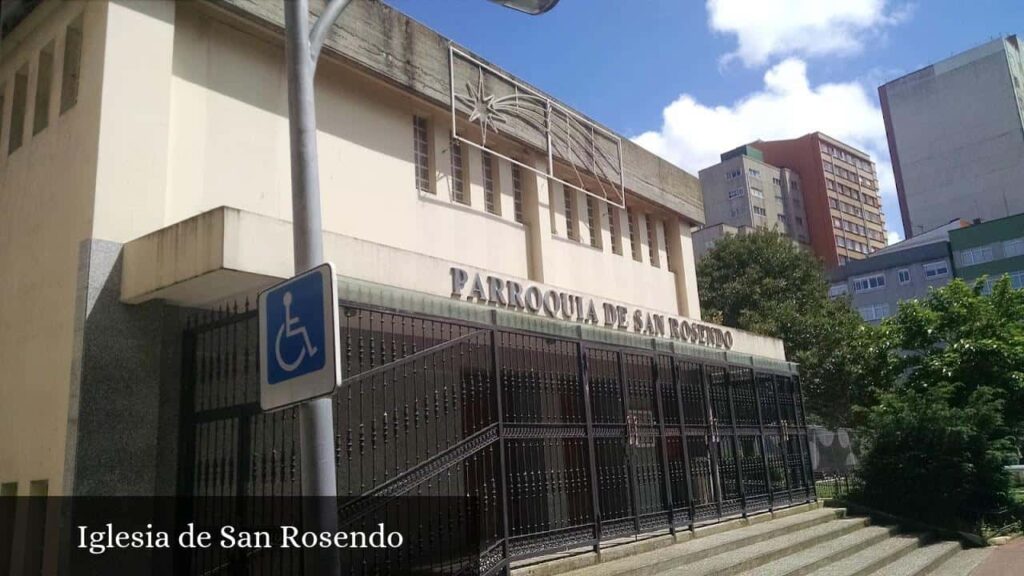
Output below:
[854,276,1024,531]
[697,229,883,427]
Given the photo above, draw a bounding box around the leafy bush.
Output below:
[854,386,1017,531]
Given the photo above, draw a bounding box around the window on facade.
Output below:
[960,246,994,266]
[450,136,467,204]
[413,116,432,193]
[823,161,834,173]
[748,168,760,178]
[726,169,741,179]
[859,303,890,322]
[563,188,577,241]
[1004,238,1024,258]
[772,176,781,186]
[728,188,745,200]
[795,216,803,227]
[627,208,641,262]
[829,284,848,298]
[753,206,767,216]
[609,208,622,255]
[60,14,84,114]
[777,214,787,224]
[8,64,29,155]
[829,198,838,209]
[853,273,886,293]
[511,164,524,224]
[482,152,499,215]
[898,269,911,285]
[646,214,659,267]
[585,196,600,248]
[750,187,764,199]
[33,41,55,136]
[923,260,950,279]
[1012,270,1024,290]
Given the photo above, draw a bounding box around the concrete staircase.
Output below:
[513,504,992,576]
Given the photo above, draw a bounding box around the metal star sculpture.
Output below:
[455,70,508,145]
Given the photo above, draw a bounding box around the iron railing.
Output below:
[178,300,816,574]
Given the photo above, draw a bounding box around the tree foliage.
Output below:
[697,229,882,427]
[855,277,1024,531]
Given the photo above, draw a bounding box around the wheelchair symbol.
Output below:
[275,291,319,372]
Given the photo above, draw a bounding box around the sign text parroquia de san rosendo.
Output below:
[450,267,733,350]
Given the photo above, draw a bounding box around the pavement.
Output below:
[971,537,1024,576]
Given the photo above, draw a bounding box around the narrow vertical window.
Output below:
[482,151,499,215]
[60,14,83,114]
[8,64,29,154]
[608,207,622,255]
[627,208,641,261]
[413,115,432,193]
[512,164,524,224]
[450,136,467,204]
[646,214,660,268]
[564,188,577,241]
[34,41,55,135]
[585,195,600,248]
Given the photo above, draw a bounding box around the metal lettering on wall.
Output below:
[449,45,626,208]
[449,267,734,350]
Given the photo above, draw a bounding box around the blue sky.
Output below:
[387,0,1024,240]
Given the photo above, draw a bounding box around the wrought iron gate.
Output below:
[178,301,814,574]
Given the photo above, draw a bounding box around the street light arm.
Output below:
[309,0,353,67]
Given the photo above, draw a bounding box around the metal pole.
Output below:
[285,0,340,573]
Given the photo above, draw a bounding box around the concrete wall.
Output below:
[881,38,1024,235]
[0,0,107,496]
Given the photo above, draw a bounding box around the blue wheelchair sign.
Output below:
[259,262,340,410]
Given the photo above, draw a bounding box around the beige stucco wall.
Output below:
[0,0,107,496]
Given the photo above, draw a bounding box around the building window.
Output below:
[853,273,886,293]
[726,169,741,179]
[482,152,499,215]
[923,260,950,279]
[748,168,760,178]
[859,303,890,322]
[585,195,600,248]
[959,246,994,267]
[564,188,577,241]
[609,208,622,255]
[450,136,467,204]
[646,214,660,268]
[33,41,55,136]
[777,213,787,224]
[829,284,848,298]
[753,206,767,217]
[728,188,745,199]
[627,208,641,262]
[1004,238,1024,258]
[413,116,432,193]
[823,161,834,173]
[898,269,911,285]
[60,14,84,114]
[750,187,764,199]
[1012,270,1024,290]
[8,64,29,154]
[511,164,524,224]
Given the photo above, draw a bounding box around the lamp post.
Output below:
[283,0,558,573]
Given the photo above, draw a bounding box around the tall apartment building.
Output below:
[698,145,810,246]
[879,35,1024,237]
[754,133,888,269]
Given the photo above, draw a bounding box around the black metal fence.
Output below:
[178,300,815,574]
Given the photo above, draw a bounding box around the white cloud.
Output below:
[633,58,905,238]
[707,0,908,67]
[887,231,902,245]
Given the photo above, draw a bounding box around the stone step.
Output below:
[804,533,923,576]
[733,525,900,576]
[544,507,845,576]
[869,540,961,576]
[929,548,993,576]
[660,517,872,576]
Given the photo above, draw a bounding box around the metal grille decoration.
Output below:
[449,46,626,208]
[178,300,814,575]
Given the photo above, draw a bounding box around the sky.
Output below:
[386,0,1024,242]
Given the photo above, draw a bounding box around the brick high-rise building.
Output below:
[754,133,888,269]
